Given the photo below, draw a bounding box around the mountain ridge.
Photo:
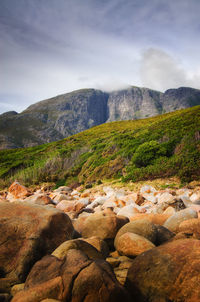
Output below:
[0,105,200,188]
[1,85,200,149]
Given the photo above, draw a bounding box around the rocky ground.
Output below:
[1,180,200,301]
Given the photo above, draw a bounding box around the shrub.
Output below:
[132,140,167,167]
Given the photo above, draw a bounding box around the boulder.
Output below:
[0,202,74,292]
[163,206,176,216]
[129,213,170,225]
[190,191,200,203]
[115,232,155,257]
[11,283,25,296]
[12,250,131,302]
[120,192,138,204]
[117,205,140,219]
[154,224,175,245]
[53,186,71,193]
[73,216,88,234]
[142,193,157,204]
[73,198,89,212]
[53,193,70,204]
[140,185,156,194]
[80,212,128,241]
[113,258,134,285]
[126,239,200,302]
[157,192,175,204]
[23,194,53,205]
[81,236,109,258]
[41,299,59,302]
[179,218,200,236]
[114,219,157,247]
[52,239,103,260]
[164,208,198,232]
[56,200,75,211]
[134,193,145,206]
[8,181,31,200]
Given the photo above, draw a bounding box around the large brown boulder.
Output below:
[126,239,200,302]
[12,249,131,302]
[80,212,128,241]
[0,202,74,292]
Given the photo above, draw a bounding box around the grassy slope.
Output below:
[0,106,200,188]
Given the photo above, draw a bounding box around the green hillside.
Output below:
[0,106,200,188]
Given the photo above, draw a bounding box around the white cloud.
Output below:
[140,48,200,91]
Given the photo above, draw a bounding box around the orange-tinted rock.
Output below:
[179,218,200,235]
[117,205,140,219]
[13,250,131,302]
[73,216,88,234]
[24,194,53,205]
[80,192,90,198]
[164,208,198,232]
[163,206,176,216]
[115,219,157,247]
[81,236,109,258]
[73,198,89,212]
[135,194,145,206]
[52,239,103,260]
[0,202,74,292]
[8,181,31,199]
[81,212,128,240]
[126,239,200,302]
[12,276,63,302]
[11,283,25,296]
[129,213,171,225]
[121,193,138,204]
[115,232,155,257]
[154,224,175,245]
[56,200,75,211]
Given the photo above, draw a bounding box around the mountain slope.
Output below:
[1,86,200,149]
[0,105,200,188]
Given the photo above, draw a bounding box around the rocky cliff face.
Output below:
[107,87,162,121]
[1,86,200,149]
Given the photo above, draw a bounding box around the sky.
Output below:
[1,0,200,114]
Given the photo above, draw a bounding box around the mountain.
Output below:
[0,105,200,188]
[1,86,200,149]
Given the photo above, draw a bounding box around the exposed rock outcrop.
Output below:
[125,239,200,301]
[1,86,200,149]
[0,202,74,292]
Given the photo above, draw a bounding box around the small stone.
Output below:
[157,192,175,204]
[164,208,198,232]
[140,185,156,194]
[117,205,140,219]
[106,257,121,268]
[115,218,157,246]
[11,283,25,296]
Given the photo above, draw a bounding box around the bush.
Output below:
[132,140,167,167]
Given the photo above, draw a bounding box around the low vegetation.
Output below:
[0,106,200,188]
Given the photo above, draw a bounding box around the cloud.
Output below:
[140,48,200,91]
[1,0,200,114]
